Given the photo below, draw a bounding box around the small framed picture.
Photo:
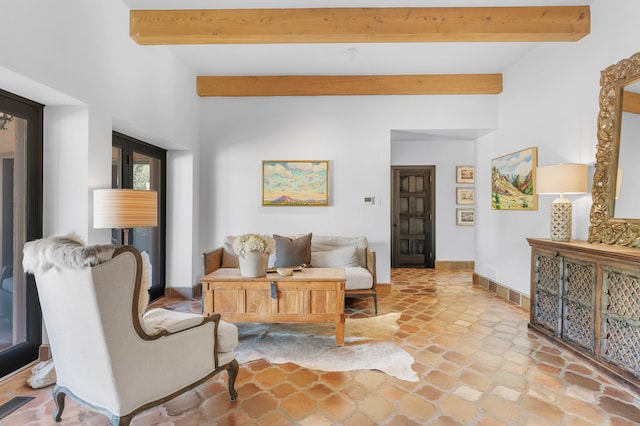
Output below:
[456,166,475,184]
[457,208,475,226]
[456,187,475,205]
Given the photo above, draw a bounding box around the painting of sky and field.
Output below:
[263,161,329,206]
[491,147,538,210]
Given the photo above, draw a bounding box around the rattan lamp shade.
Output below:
[536,164,588,242]
[93,189,158,229]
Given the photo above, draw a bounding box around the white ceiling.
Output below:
[122,0,593,140]
[391,129,495,142]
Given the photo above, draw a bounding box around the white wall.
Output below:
[44,106,108,243]
[200,96,497,283]
[391,138,475,262]
[475,0,640,295]
[0,1,203,288]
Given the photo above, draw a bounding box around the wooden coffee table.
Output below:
[201,267,346,345]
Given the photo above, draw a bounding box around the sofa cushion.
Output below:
[221,236,240,268]
[311,245,359,268]
[311,235,368,268]
[345,267,374,291]
[142,308,202,334]
[273,233,312,267]
[217,320,240,352]
[141,309,239,352]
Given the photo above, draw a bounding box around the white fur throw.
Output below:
[23,235,115,275]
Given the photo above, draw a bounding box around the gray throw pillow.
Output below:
[273,233,312,267]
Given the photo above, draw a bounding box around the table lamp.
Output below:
[536,163,588,242]
[93,189,158,245]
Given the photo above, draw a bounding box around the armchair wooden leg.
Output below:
[227,359,239,401]
[52,385,66,422]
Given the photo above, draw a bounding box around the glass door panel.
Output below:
[0,89,42,378]
[112,146,122,189]
[0,112,24,353]
[132,151,161,287]
[112,132,166,301]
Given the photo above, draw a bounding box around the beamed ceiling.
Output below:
[125,1,592,97]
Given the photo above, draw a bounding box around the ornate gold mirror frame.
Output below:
[588,51,640,247]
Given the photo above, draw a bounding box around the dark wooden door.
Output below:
[391,166,435,268]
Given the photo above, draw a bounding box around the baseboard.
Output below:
[164,284,201,300]
[473,272,530,311]
[376,283,391,296]
[435,261,474,270]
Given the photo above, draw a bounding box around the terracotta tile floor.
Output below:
[2,268,640,425]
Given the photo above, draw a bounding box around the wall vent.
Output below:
[0,396,35,420]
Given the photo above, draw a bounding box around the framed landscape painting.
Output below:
[491,147,538,210]
[456,208,475,226]
[456,166,475,184]
[262,160,329,206]
[456,187,475,205]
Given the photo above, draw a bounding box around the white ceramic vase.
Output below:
[238,251,269,277]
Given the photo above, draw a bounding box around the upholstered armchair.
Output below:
[23,236,239,426]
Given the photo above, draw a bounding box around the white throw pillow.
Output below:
[222,236,239,268]
[139,251,151,317]
[311,245,359,268]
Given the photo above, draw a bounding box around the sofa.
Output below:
[203,234,378,313]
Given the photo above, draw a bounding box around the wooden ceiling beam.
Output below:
[130,6,590,45]
[196,74,503,97]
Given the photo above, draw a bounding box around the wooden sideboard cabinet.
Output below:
[528,238,640,391]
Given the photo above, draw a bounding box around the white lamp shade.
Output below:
[93,189,158,229]
[536,164,588,195]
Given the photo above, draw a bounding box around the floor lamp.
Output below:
[93,189,158,245]
[536,164,588,242]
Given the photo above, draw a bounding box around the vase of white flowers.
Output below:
[233,233,275,277]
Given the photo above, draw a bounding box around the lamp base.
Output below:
[550,197,572,242]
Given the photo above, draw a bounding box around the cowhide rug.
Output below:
[235,313,419,382]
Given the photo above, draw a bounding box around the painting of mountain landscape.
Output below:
[263,161,329,206]
[491,147,538,210]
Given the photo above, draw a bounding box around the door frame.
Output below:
[391,165,436,268]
